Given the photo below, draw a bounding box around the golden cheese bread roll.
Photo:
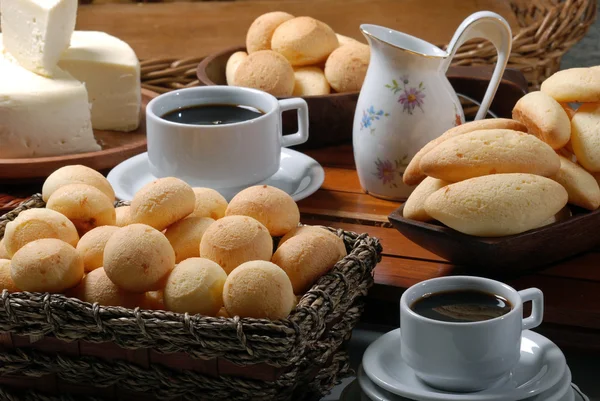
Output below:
[226,51,248,86]
[130,177,195,231]
[424,173,568,237]
[71,267,145,308]
[115,206,134,227]
[225,185,300,237]
[271,17,339,66]
[233,50,295,97]
[142,290,165,311]
[223,260,295,319]
[42,165,115,202]
[192,188,228,220]
[0,239,8,260]
[246,11,294,53]
[324,43,369,93]
[336,33,362,47]
[46,184,116,235]
[403,118,527,186]
[552,155,600,211]
[76,225,119,272]
[3,208,79,258]
[163,257,227,316]
[199,215,273,274]
[272,230,346,293]
[540,67,600,103]
[278,225,346,256]
[512,91,571,149]
[0,259,19,292]
[403,177,449,222]
[292,66,330,96]
[419,129,560,182]
[537,206,572,228]
[11,238,84,293]
[103,224,175,293]
[570,103,600,172]
[164,216,215,263]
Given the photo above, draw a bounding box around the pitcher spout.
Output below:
[360,24,448,59]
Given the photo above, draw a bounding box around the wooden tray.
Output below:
[388,203,600,274]
[197,46,529,150]
[0,88,158,184]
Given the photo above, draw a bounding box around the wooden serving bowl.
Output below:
[197,47,531,150]
[197,46,359,150]
[388,203,600,275]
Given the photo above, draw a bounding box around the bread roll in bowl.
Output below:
[233,50,295,97]
[324,43,369,93]
[246,11,294,53]
[271,16,339,66]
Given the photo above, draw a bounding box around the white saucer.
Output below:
[362,329,566,401]
[106,148,325,202]
[354,365,574,401]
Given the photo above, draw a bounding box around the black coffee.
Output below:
[161,104,264,125]
[410,290,511,323]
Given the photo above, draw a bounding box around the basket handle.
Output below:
[441,11,512,121]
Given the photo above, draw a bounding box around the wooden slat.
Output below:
[76,0,519,60]
[302,217,448,262]
[304,145,355,169]
[321,168,364,194]
[298,190,399,223]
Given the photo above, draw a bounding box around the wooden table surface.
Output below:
[75,0,520,59]
[4,0,600,352]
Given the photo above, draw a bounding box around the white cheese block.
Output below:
[59,31,141,132]
[0,0,77,77]
[0,53,100,158]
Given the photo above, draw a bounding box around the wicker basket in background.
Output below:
[0,195,382,401]
[135,0,596,93]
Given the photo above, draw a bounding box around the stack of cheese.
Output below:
[402,66,600,237]
[0,0,141,159]
[225,11,370,97]
[0,165,347,320]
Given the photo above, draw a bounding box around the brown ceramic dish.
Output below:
[388,203,600,274]
[197,46,529,150]
[0,89,158,183]
[197,46,359,150]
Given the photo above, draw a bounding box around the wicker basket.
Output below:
[0,195,382,401]
[137,0,596,92]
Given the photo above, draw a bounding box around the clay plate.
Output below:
[388,203,600,275]
[0,88,158,183]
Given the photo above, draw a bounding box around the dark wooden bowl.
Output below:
[197,46,359,150]
[388,204,600,275]
[197,47,530,150]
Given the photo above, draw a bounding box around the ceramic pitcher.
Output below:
[353,11,512,200]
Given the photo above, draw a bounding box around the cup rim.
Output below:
[145,86,279,129]
[400,276,522,327]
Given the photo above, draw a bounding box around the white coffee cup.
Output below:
[145,86,309,188]
[400,276,544,392]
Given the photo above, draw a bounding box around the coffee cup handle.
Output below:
[278,98,310,147]
[518,288,544,331]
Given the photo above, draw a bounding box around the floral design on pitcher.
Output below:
[385,75,426,115]
[454,104,462,126]
[374,155,410,188]
[360,106,390,134]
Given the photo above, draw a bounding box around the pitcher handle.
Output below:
[441,11,512,121]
